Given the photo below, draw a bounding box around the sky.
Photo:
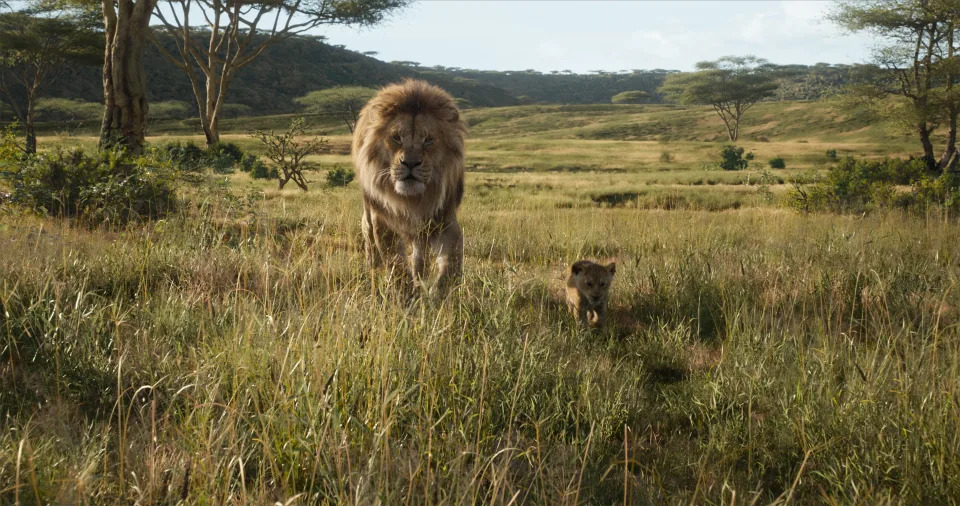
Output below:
[318,1,877,73]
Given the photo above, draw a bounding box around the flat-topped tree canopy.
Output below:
[658,56,778,142]
[0,7,101,153]
[151,0,408,146]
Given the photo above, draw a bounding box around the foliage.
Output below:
[659,56,778,141]
[208,142,244,163]
[717,144,751,171]
[0,120,24,165]
[0,9,102,152]
[830,0,960,170]
[242,153,277,180]
[251,117,328,190]
[825,148,837,159]
[768,156,786,169]
[295,86,376,132]
[0,147,178,225]
[912,170,960,214]
[611,90,650,104]
[150,0,407,144]
[153,140,207,172]
[790,156,930,213]
[148,100,191,120]
[152,140,248,174]
[35,97,101,122]
[325,165,354,187]
[221,103,252,119]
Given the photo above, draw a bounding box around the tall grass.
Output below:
[1,179,958,502]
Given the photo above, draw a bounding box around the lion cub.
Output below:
[566,260,616,328]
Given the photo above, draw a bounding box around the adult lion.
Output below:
[352,80,468,287]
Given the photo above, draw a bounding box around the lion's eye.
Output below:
[586,282,593,288]
[391,134,402,144]
[423,137,434,146]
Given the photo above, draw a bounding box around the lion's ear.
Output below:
[446,106,460,124]
[607,262,616,275]
[571,261,587,276]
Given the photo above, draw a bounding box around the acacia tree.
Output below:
[152,0,406,146]
[833,0,960,171]
[295,86,376,132]
[0,10,101,153]
[658,56,778,142]
[97,0,159,153]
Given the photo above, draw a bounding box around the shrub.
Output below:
[209,152,236,174]
[154,141,207,172]
[326,165,354,187]
[244,154,278,180]
[251,118,328,190]
[825,149,838,160]
[718,144,749,171]
[912,171,960,214]
[208,142,244,163]
[659,151,674,164]
[1,147,178,225]
[769,156,786,169]
[790,156,932,214]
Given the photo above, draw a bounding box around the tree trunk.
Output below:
[938,28,957,172]
[99,0,156,154]
[205,114,220,145]
[202,71,221,146]
[938,115,957,171]
[918,122,937,170]
[25,95,36,154]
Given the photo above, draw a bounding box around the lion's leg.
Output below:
[432,219,463,289]
[361,207,380,268]
[408,237,427,285]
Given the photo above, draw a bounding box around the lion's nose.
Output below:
[400,158,421,169]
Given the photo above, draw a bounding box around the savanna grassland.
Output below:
[2,102,959,503]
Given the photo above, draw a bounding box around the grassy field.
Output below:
[2,102,959,503]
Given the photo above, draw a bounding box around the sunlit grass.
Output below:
[4,102,959,502]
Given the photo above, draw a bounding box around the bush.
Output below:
[154,141,207,172]
[1,147,178,225]
[659,151,674,164]
[326,165,354,187]
[244,154,278,180]
[208,152,236,174]
[208,142,244,163]
[718,144,750,171]
[769,156,786,169]
[912,171,960,214]
[790,156,933,214]
[825,149,838,160]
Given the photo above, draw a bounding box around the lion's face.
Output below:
[383,112,446,197]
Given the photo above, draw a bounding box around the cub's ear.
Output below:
[571,261,587,276]
[607,262,616,275]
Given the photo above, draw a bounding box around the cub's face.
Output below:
[384,112,446,197]
[571,261,616,306]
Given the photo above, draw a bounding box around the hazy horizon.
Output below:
[319,0,875,73]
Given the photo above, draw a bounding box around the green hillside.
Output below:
[29,33,859,117]
[464,101,894,143]
[44,34,519,114]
